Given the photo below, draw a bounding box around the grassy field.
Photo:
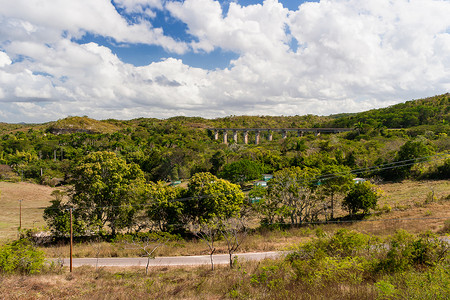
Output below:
[0,264,379,299]
[0,182,58,240]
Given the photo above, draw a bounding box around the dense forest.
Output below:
[0,94,448,186]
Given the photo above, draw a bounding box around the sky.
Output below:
[0,0,449,123]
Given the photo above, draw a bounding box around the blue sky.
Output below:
[77,0,317,69]
[0,0,449,123]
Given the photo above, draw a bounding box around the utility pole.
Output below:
[70,208,73,273]
[19,199,22,230]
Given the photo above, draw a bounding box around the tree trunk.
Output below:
[210,248,215,271]
[210,253,214,271]
[146,256,151,275]
[331,194,334,219]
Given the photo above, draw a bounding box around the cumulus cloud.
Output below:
[167,0,290,56]
[0,51,11,67]
[0,0,187,53]
[0,0,449,123]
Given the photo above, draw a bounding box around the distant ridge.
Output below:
[47,116,121,134]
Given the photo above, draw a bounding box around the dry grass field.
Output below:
[0,263,382,300]
[0,182,58,240]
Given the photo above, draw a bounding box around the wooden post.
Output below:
[19,199,22,230]
[70,208,73,273]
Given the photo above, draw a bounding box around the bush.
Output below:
[374,230,448,274]
[287,229,376,261]
[436,158,450,179]
[0,238,46,274]
[342,182,379,215]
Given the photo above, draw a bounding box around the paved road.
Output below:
[62,252,283,267]
[61,237,449,268]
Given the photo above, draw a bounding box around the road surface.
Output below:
[60,237,449,268]
[61,252,283,267]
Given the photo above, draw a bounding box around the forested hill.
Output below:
[1,94,448,135]
[0,94,448,185]
[324,93,449,129]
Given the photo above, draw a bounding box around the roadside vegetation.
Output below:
[0,229,448,299]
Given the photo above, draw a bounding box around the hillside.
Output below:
[0,93,448,185]
[47,116,121,134]
[324,93,450,129]
[2,93,449,133]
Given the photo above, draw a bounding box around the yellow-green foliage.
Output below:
[48,116,121,134]
[0,238,45,274]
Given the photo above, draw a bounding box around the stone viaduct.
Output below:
[209,128,353,144]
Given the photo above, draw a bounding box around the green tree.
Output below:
[319,165,354,219]
[210,150,226,175]
[70,151,146,236]
[219,159,266,184]
[392,139,435,180]
[265,166,324,225]
[144,181,185,232]
[342,181,379,215]
[43,190,88,237]
[248,185,267,203]
[185,172,244,224]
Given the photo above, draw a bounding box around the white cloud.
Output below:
[0,0,187,53]
[0,0,449,123]
[167,0,290,56]
[0,51,11,67]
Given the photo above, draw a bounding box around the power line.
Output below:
[258,216,450,226]
[317,152,448,180]
[12,151,449,212]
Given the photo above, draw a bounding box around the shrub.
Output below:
[0,238,46,274]
[374,230,448,274]
[441,219,450,234]
[436,158,450,179]
[342,181,379,215]
[400,263,450,299]
[375,280,398,299]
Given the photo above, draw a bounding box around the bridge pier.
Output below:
[255,131,260,144]
[209,128,352,144]
[233,130,238,143]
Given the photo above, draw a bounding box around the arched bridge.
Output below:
[209,128,353,144]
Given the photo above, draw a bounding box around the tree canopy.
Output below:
[70,151,146,235]
[342,181,379,215]
[264,166,324,225]
[185,172,245,224]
